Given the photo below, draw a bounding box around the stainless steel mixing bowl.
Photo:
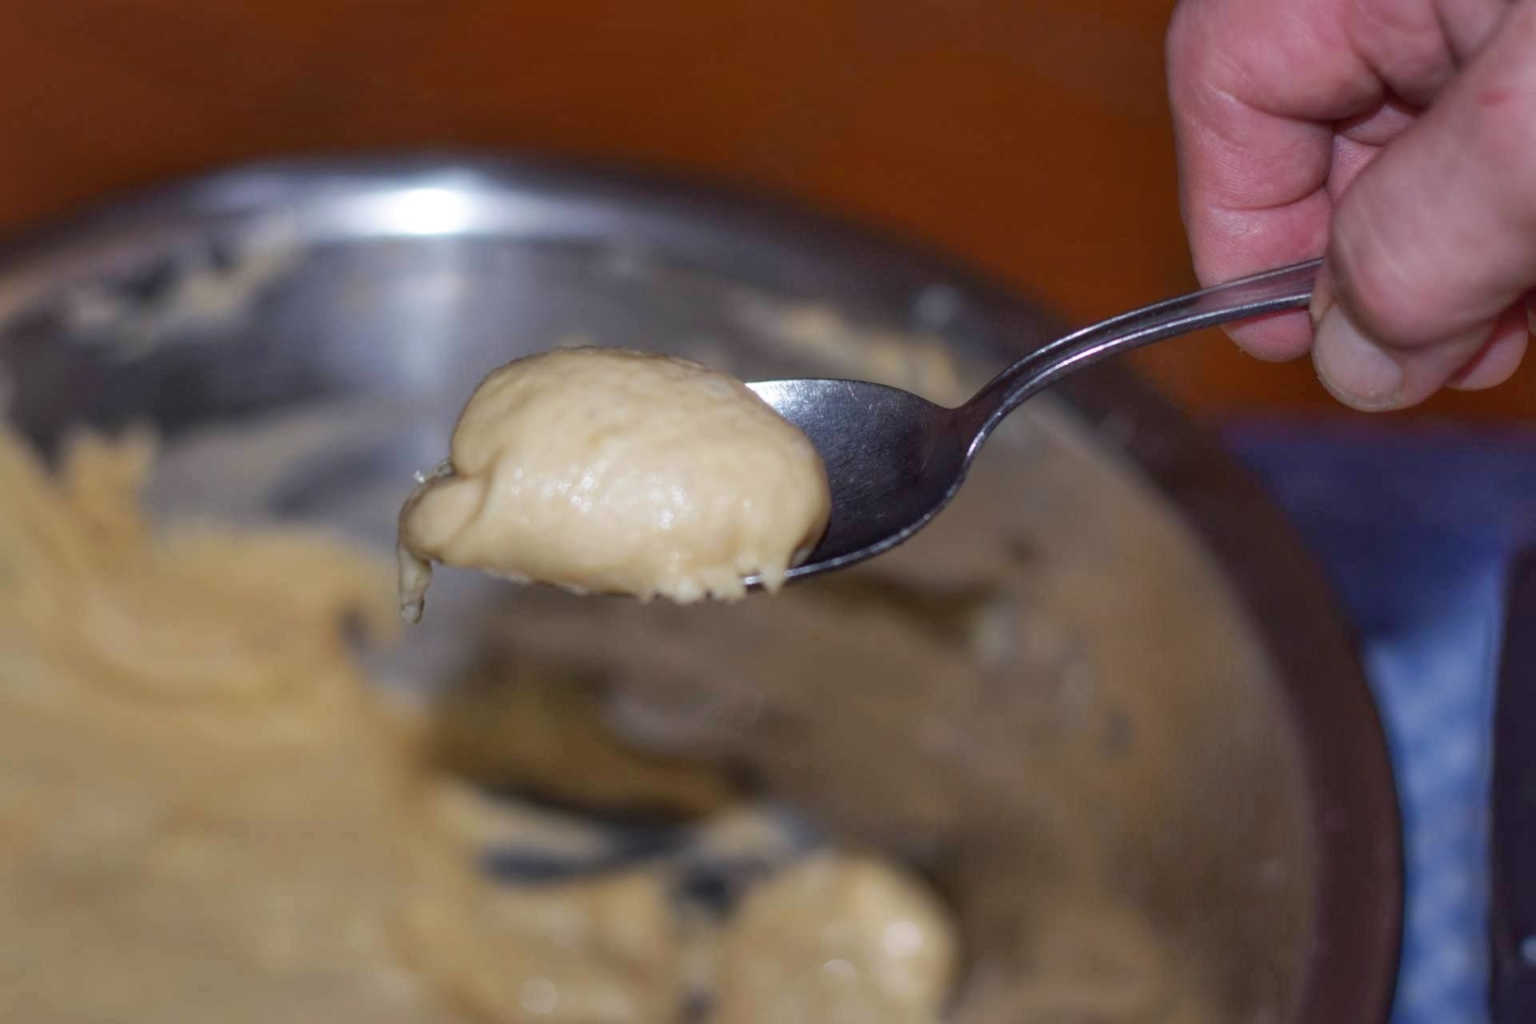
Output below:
[0,154,1401,1022]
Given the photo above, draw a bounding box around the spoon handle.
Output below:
[962,258,1321,437]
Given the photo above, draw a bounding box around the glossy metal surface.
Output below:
[0,155,1398,1023]
[751,260,1319,581]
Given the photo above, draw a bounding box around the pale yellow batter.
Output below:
[0,426,951,1024]
[714,854,956,1024]
[397,348,830,621]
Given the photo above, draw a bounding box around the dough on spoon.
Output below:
[398,347,831,621]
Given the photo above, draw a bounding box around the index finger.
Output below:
[1166,0,1379,357]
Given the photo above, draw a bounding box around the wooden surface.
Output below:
[2,0,1530,421]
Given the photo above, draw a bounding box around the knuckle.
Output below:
[1346,0,1453,78]
[1345,15,1453,103]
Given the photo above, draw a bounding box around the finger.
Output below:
[1312,300,1489,409]
[1168,0,1510,360]
[1330,0,1514,198]
[1330,97,1423,198]
[1167,0,1376,358]
[1313,276,1528,410]
[1344,0,1508,105]
[1431,0,1518,62]
[1337,97,1420,147]
[1446,304,1529,391]
[1316,1,1536,408]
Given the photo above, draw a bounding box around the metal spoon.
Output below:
[746,258,1320,585]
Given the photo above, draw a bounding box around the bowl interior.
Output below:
[0,159,1363,1022]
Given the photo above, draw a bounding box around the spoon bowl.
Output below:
[746,379,967,580]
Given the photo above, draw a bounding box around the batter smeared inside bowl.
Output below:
[0,426,957,1024]
[397,348,830,622]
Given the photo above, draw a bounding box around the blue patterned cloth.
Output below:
[1227,424,1536,1024]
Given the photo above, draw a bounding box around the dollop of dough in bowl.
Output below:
[398,348,831,621]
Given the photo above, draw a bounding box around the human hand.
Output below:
[1167,0,1534,410]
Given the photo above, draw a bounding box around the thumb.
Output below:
[1312,4,1536,411]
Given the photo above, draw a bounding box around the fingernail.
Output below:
[1312,306,1405,410]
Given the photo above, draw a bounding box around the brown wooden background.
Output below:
[3,0,1531,421]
